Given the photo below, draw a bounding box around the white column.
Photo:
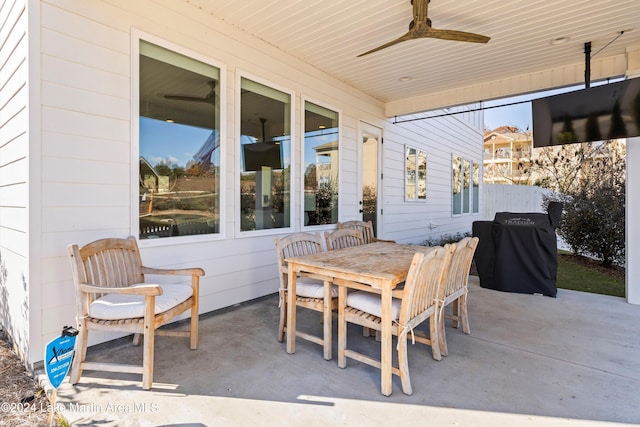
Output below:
[625,49,640,304]
[626,137,640,305]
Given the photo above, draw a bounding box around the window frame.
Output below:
[301,96,342,230]
[235,70,296,237]
[132,30,227,246]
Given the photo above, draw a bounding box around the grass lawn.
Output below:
[557,252,625,297]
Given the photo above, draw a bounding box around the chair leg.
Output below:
[190,303,199,350]
[190,279,199,350]
[429,316,442,361]
[452,298,461,329]
[460,292,471,335]
[438,310,448,357]
[142,298,155,390]
[397,334,413,395]
[70,322,88,384]
[278,293,287,343]
[132,333,142,346]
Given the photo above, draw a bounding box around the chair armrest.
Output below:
[140,266,205,277]
[80,283,162,296]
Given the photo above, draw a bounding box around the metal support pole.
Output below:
[584,42,591,88]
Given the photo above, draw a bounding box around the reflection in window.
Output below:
[405,147,416,200]
[463,159,470,214]
[303,101,339,226]
[417,150,427,199]
[473,162,480,213]
[452,155,462,215]
[139,40,220,239]
[240,78,291,231]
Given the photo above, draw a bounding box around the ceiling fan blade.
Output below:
[427,28,490,43]
[357,32,415,57]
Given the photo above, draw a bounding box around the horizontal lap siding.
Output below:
[0,0,30,361]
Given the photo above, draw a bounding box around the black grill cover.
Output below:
[473,203,561,297]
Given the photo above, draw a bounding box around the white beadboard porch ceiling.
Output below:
[184,0,640,116]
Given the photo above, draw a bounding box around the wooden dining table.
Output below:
[286,241,435,396]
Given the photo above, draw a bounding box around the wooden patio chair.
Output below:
[438,236,479,356]
[67,236,204,390]
[337,244,455,395]
[324,228,365,251]
[274,232,337,360]
[337,220,395,244]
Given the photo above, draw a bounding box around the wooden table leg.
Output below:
[323,279,332,360]
[337,285,347,368]
[380,286,392,396]
[286,264,297,354]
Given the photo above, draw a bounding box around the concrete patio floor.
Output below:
[47,277,640,426]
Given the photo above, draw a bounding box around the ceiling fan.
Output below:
[164,80,216,104]
[357,0,490,57]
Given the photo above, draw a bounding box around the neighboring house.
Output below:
[483,129,534,185]
[0,1,484,367]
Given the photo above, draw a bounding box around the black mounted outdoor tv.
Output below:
[532,77,640,147]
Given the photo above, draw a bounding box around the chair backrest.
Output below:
[398,244,455,324]
[443,237,479,298]
[337,220,376,244]
[67,236,145,316]
[324,229,365,251]
[273,232,323,288]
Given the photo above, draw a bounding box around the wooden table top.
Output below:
[286,242,434,289]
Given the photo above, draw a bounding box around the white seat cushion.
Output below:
[346,291,401,321]
[89,284,193,320]
[295,276,338,299]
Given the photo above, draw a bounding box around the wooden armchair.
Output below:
[324,228,365,250]
[274,232,337,360]
[337,220,395,244]
[67,236,204,390]
[438,236,479,356]
[337,244,455,395]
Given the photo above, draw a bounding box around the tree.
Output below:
[544,140,626,267]
[532,142,610,194]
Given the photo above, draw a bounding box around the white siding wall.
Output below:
[0,0,32,362]
[0,0,484,364]
[381,107,484,244]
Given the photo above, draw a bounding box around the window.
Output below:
[463,159,470,213]
[473,162,480,213]
[452,155,480,215]
[405,147,416,200]
[239,77,291,231]
[452,155,462,215]
[418,150,427,199]
[138,40,221,239]
[405,146,427,200]
[303,101,339,226]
